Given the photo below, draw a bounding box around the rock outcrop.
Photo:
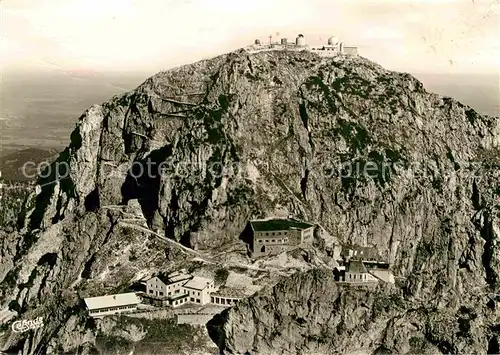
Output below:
[207,269,499,354]
[0,49,499,354]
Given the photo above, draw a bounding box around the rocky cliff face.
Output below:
[0,49,499,354]
[207,269,499,355]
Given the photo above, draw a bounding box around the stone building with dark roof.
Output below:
[248,218,315,257]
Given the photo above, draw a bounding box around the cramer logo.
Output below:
[11,317,44,333]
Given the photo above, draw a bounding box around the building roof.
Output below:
[183,276,213,290]
[153,271,192,285]
[169,273,192,283]
[368,269,394,283]
[250,219,314,232]
[341,244,381,261]
[347,260,368,273]
[363,261,390,270]
[155,274,169,285]
[84,293,140,310]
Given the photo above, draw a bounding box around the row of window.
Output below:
[91,305,136,314]
[167,283,181,290]
[211,296,239,305]
[148,288,209,297]
[190,297,201,303]
[258,238,288,244]
[172,297,187,306]
[151,280,186,290]
[262,231,288,236]
[149,290,165,296]
[348,273,370,280]
[148,288,185,296]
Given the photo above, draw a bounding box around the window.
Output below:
[149,290,153,294]
[196,299,200,303]
[175,289,180,293]
[265,233,269,236]
[190,297,194,302]
[159,292,163,296]
[272,239,275,242]
[168,292,171,295]
[198,292,200,296]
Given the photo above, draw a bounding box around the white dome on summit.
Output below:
[327,36,339,45]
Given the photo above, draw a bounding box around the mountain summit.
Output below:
[1,49,499,354]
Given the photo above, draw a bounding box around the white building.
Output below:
[335,260,395,284]
[345,260,378,282]
[145,272,215,306]
[84,293,141,318]
[146,271,192,299]
[310,36,344,57]
[182,276,214,305]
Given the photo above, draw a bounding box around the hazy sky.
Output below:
[1,0,499,76]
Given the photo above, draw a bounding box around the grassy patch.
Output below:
[332,119,371,153]
[99,316,212,354]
